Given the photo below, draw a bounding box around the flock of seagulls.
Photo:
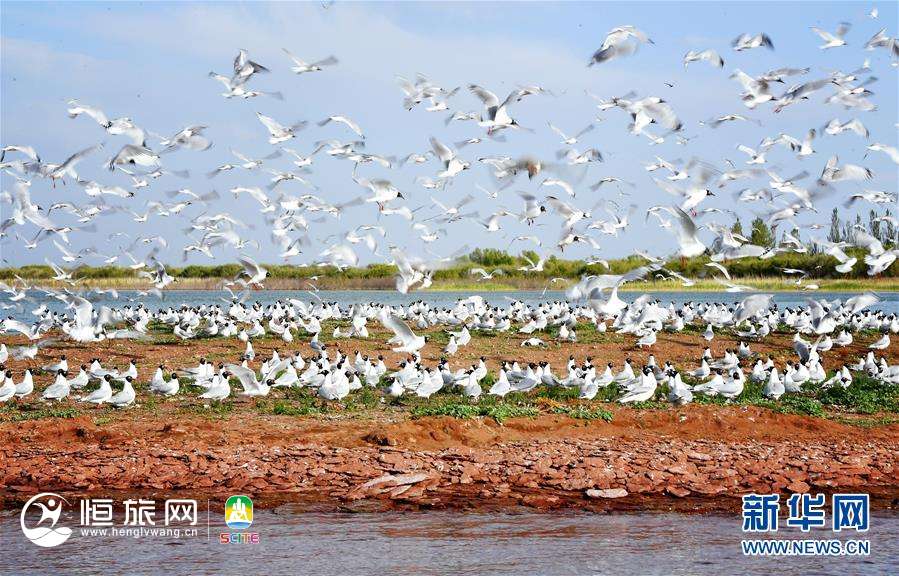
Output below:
[0,10,897,411]
[0,291,896,407]
[1,13,896,286]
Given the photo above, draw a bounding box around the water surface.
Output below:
[4,289,897,323]
[4,509,896,575]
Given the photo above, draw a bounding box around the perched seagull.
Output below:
[869,334,890,350]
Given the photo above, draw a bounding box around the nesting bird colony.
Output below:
[0,291,896,409]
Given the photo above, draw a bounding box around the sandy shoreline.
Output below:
[2,409,897,513]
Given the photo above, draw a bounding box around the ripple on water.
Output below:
[4,510,898,575]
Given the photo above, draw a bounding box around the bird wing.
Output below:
[69,295,94,328]
[673,206,699,237]
[548,123,568,140]
[468,84,499,108]
[381,313,418,345]
[811,27,837,42]
[281,47,306,67]
[546,196,575,217]
[225,364,258,391]
[845,119,868,137]
[67,101,109,127]
[257,113,285,135]
[59,144,102,172]
[313,55,338,67]
[429,137,453,163]
[240,256,265,279]
[262,358,292,381]
[575,124,595,139]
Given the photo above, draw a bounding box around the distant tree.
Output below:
[869,209,881,241]
[519,250,540,266]
[731,219,744,236]
[750,217,774,247]
[883,209,897,246]
[469,248,514,267]
[828,208,841,243]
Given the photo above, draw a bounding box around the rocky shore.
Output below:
[2,411,896,512]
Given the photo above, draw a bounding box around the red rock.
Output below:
[786,481,810,493]
[687,451,712,461]
[586,488,628,499]
[666,486,691,498]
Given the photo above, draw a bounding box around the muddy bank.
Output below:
[2,411,897,512]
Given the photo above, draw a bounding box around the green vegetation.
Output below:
[269,400,323,416]
[817,375,899,414]
[553,405,614,421]
[0,405,81,422]
[409,399,540,423]
[177,399,234,418]
[3,238,896,291]
[1,371,896,426]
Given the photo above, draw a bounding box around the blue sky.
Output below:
[1,1,896,268]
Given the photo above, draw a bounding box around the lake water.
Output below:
[4,289,898,323]
[4,509,896,575]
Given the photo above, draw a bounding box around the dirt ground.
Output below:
[1,324,897,512]
[2,408,897,513]
[1,321,895,396]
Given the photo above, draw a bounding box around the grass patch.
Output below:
[0,405,81,422]
[628,400,670,410]
[554,405,613,421]
[410,399,539,423]
[269,400,322,416]
[178,400,234,418]
[817,375,899,414]
[830,415,899,428]
[770,396,826,417]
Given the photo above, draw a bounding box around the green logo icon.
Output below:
[224,495,253,529]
